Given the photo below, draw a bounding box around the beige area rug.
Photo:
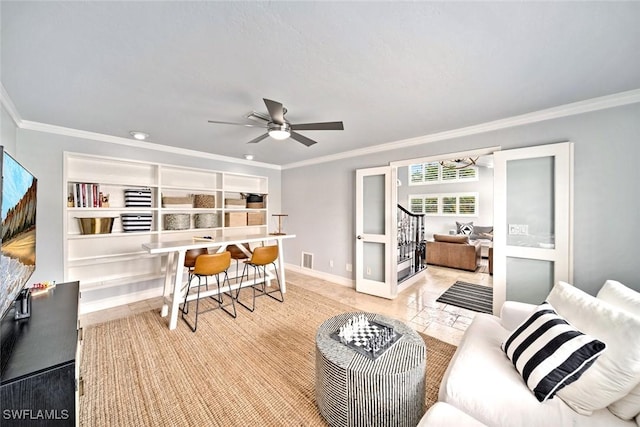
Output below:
[79,284,457,426]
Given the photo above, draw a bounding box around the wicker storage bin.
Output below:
[162,195,193,208]
[121,213,153,232]
[246,202,264,209]
[194,194,215,208]
[247,211,265,226]
[124,188,152,207]
[194,213,218,228]
[225,198,245,208]
[225,212,247,227]
[164,213,190,230]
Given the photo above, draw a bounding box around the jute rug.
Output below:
[80,284,457,426]
[436,281,493,314]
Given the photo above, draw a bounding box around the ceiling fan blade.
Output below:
[263,98,285,124]
[208,120,265,128]
[291,121,344,131]
[247,133,270,144]
[290,131,318,147]
[246,111,270,123]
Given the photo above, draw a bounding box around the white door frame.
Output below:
[493,142,574,313]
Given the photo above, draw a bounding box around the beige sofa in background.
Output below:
[426,234,480,271]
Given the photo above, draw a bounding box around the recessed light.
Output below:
[129,131,149,141]
[244,154,254,160]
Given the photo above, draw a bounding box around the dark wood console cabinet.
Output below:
[1,281,81,426]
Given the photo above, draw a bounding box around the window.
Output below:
[409,193,478,216]
[409,162,477,185]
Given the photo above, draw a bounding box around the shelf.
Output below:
[68,251,159,265]
[79,273,164,292]
[67,231,158,239]
[64,152,269,310]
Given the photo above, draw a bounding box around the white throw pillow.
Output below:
[597,280,640,420]
[501,302,606,402]
[547,281,640,415]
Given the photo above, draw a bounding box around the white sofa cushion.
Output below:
[547,281,640,415]
[438,313,633,427]
[502,302,606,402]
[597,280,640,420]
[418,402,487,427]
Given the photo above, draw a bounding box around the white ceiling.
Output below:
[2,1,640,167]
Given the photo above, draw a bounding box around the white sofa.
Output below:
[430,280,640,427]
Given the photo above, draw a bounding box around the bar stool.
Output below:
[235,245,283,312]
[184,247,208,282]
[181,251,236,332]
[227,242,252,280]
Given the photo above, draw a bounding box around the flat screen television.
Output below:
[0,146,37,320]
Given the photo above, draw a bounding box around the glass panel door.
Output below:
[493,142,573,312]
[355,166,395,299]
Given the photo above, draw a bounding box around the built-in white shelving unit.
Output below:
[63,152,268,312]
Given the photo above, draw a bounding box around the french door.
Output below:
[355,166,397,299]
[493,142,574,313]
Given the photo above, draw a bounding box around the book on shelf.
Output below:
[70,182,102,207]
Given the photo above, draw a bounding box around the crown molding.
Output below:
[4,82,639,171]
[0,83,23,126]
[18,120,280,170]
[282,88,640,170]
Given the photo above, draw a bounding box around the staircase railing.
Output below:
[397,205,426,282]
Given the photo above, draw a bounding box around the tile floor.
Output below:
[80,262,492,346]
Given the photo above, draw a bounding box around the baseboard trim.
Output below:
[285,263,354,288]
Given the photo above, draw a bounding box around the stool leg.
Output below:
[182,275,203,332]
[263,262,284,303]
[216,271,237,318]
[236,263,255,312]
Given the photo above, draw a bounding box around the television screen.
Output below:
[0,146,37,319]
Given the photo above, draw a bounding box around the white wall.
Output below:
[282,102,640,296]
[1,104,17,154]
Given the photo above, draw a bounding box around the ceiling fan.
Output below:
[208,98,344,147]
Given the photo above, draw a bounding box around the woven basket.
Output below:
[194,194,215,208]
[164,213,190,230]
[194,213,218,228]
[162,196,193,208]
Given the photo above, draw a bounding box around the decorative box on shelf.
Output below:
[194,213,218,228]
[124,188,152,207]
[193,194,215,208]
[162,195,193,208]
[225,198,245,209]
[121,213,153,232]
[164,213,190,230]
[225,212,247,227]
[247,211,265,226]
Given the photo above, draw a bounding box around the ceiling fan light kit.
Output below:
[208,98,344,147]
[268,122,291,140]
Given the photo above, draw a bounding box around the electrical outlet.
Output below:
[346,263,352,272]
[509,224,529,235]
[329,260,334,268]
[366,266,372,275]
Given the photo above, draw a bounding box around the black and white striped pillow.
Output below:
[501,302,606,402]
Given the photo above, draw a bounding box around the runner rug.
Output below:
[436,281,493,314]
[80,284,457,426]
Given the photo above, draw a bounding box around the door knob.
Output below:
[357,235,362,240]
